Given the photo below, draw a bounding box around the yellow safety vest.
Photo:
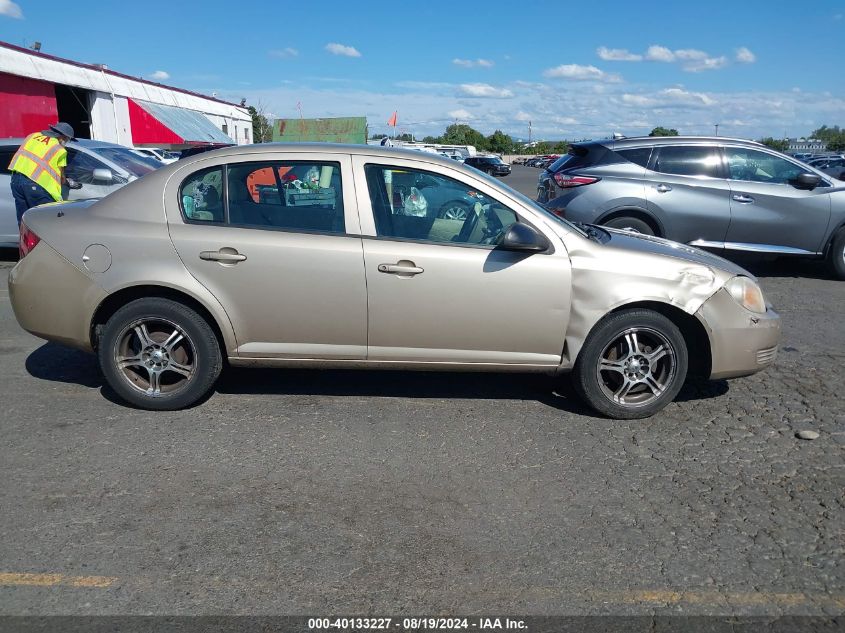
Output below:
[8,133,67,202]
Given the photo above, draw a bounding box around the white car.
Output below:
[133,147,179,164]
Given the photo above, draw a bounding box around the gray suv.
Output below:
[537,136,845,279]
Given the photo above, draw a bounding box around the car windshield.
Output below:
[93,147,162,177]
[469,167,588,237]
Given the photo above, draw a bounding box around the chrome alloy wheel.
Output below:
[113,317,197,397]
[595,327,677,408]
[441,204,469,221]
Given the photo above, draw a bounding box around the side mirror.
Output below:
[92,168,113,183]
[793,172,821,190]
[499,222,549,253]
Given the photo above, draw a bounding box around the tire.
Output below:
[572,309,688,419]
[827,228,845,280]
[439,201,470,221]
[603,216,655,236]
[98,297,222,410]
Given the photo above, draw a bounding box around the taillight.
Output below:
[553,173,600,188]
[19,222,40,258]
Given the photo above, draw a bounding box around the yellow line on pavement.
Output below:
[0,572,116,588]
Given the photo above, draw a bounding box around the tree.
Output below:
[759,137,789,152]
[442,124,488,150]
[486,130,514,154]
[421,135,441,144]
[811,125,845,152]
[649,126,679,137]
[551,141,570,154]
[248,104,273,143]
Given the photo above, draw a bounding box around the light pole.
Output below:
[714,123,719,137]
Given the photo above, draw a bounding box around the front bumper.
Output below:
[695,288,781,380]
[8,241,106,352]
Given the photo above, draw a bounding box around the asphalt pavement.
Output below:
[0,166,842,618]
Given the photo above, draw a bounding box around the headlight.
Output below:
[725,276,767,314]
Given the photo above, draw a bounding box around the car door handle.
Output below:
[378,262,424,276]
[732,194,755,204]
[655,184,672,193]
[199,249,247,263]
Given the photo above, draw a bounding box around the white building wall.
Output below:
[89,92,131,145]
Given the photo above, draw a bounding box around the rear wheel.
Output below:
[98,297,222,410]
[604,216,655,236]
[573,309,688,419]
[827,228,845,280]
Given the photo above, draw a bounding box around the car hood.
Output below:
[601,227,752,278]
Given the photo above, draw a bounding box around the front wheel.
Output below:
[572,309,688,419]
[827,228,845,280]
[439,201,470,221]
[98,297,223,410]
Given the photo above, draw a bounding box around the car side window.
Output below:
[65,148,111,184]
[725,148,805,185]
[364,164,518,246]
[0,148,16,175]
[653,146,723,178]
[180,166,224,223]
[226,161,344,233]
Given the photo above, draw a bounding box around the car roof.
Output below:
[581,135,767,150]
[174,142,468,169]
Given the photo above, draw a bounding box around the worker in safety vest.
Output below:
[8,122,75,226]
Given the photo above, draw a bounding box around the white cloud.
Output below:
[325,43,361,57]
[453,58,494,68]
[448,109,474,120]
[597,46,642,61]
[683,56,728,72]
[736,47,756,63]
[646,45,675,62]
[675,49,708,61]
[149,70,170,81]
[515,111,533,122]
[660,87,716,106]
[0,0,23,18]
[621,88,716,108]
[270,48,299,59]
[834,13,842,20]
[543,64,621,83]
[622,94,656,107]
[458,83,514,98]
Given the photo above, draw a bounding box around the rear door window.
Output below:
[227,161,344,233]
[653,146,723,178]
[616,147,652,168]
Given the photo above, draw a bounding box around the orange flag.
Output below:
[387,111,397,127]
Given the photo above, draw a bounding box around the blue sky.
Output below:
[2,0,844,140]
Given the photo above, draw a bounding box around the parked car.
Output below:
[537,136,845,279]
[133,147,179,164]
[464,155,511,176]
[9,143,781,419]
[808,156,845,180]
[0,138,163,247]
